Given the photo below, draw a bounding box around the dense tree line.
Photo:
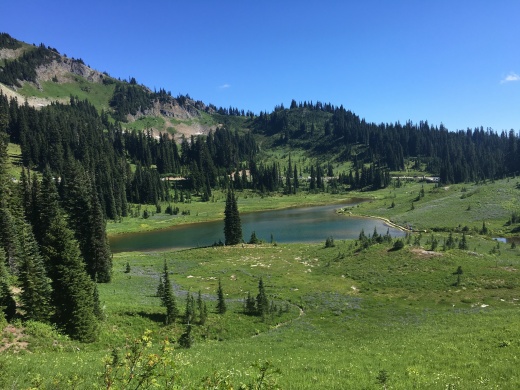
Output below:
[254,103,520,184]
[2,94,129,219]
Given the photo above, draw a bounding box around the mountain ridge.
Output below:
[0,33,218,139]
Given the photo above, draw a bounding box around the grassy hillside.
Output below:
[349,178,520,237]
[6,142,22,178]
[2,235,519,388]
[18,76,116,110]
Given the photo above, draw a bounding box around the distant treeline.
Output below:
[254,101,519,183]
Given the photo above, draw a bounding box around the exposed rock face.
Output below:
[0,47,25,61]
[35,58,105,84]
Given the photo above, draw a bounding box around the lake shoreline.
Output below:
[109,200,406,253]
[107,195,373,237]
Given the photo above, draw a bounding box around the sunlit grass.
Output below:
[3,236,519,388]
[19,76,115,110]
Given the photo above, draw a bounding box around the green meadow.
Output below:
[2,235,519,389]
[348,178,520,236]
[19,76,115,110]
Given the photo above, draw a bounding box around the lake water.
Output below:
[109,201,406,253]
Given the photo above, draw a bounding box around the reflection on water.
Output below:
[109,202,406,253]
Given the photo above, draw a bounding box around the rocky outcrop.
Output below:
[35,57,106,84]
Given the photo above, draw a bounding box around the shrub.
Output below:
[393,239,404,250]
[325,236,335,248]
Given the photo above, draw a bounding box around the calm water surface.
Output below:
[109,202,406,253]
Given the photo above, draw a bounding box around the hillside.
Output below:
[0,33,218,140]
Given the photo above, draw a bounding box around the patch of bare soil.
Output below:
[0,324,28,353]
[171,121,216,140]
[411,248,443,258]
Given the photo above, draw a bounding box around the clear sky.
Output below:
[3,0,520,132]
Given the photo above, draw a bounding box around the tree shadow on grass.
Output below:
[124,311,165,324]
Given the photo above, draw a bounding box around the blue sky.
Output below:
[4,0,520,132]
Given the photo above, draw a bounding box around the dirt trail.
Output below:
[252,304,305,338]
[0,325,28,353]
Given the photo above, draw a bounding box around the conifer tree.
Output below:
[17,222,53,323]
[183,291,195,324]
[62,165,112,282]
[0,132,21,272]
[244,291,256,315]
[86,183,112,282]
[0,204,21,272]
[293,165,298,194]
[34,168,61,248]
[160,261,178,324]
[256,277,269,318]
[224,188,242,245]
[216,278,227,314]
[285,155,292,194]
[197,290,207,325]
[454,266,463,286]
[178,324,193,348]
[44,213,99,342]
[459,233,468,250]
[0,247,16,322]
[93,284,104,320]
[156,276,165,298]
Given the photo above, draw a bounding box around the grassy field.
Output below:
[6,142,22,178]
[19,76,115,110]
[2,235,519,388]
[347,178,520,237]
[122,115,166,132]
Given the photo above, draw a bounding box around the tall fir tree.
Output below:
[17,222,53,323]
[0,203,21,273]
[62,164,112,282]
[160,260,178,324]
[86,179,112,282]
[216,278,227,314]
[34,168,61,248]
[197,290,207,325]
[183,291,195,324]
[44,213,99,342]
[0,246,16,322]
[256,277,269,318]
[0,131,20,272]
[285,155,292,194]
[244,291,256,315]
[223,188,242,245]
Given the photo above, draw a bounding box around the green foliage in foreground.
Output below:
[1,233,519,388]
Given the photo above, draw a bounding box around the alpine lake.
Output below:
[109,200,406,253]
